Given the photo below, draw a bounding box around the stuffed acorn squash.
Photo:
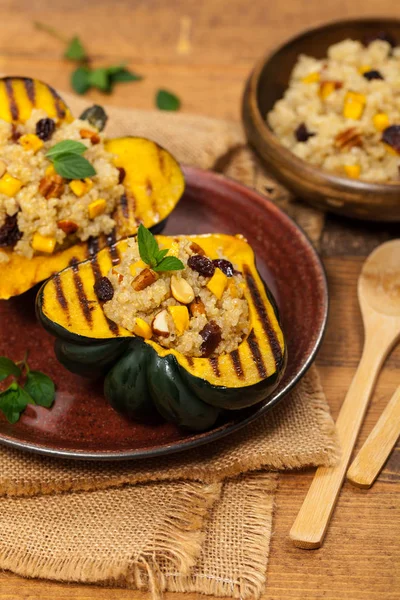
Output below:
[0,77,184,299]
[36,231,286,431]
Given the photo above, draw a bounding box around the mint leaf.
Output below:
[156,249,169,262]
[153,257,184,272]
[64,36,87,61]
[0,383,33,424]
[88,68,111,93]
[71,66,91,95]
[46,140,87,159]
[111,69,143,83]
[137,224,159,268]
[53,154,96,179]
[0,357,21,382]
[156,89,181,111]
[25,371,55,408]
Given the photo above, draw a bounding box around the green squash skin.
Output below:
[54,338,130,378]
[104,342,155,421]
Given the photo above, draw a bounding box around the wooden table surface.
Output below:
[1,1,399,598]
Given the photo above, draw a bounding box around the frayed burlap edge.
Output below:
[0,482,221,599]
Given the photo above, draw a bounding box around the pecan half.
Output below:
[80,129,100,144]
[334,127,363,150]
[57,220,79,234]
[39,174,65,199]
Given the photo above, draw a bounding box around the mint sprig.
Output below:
[156,89,181,111]
[46,140,96,179]
[0,355,56,423]
[137,225,184,272]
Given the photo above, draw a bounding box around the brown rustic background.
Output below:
[0,0,399,598]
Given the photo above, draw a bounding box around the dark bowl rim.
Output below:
[0,166,329,461]
[245,16,400,193]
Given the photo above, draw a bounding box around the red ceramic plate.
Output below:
[0,167,328,460]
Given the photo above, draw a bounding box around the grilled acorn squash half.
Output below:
[36,234,286,431]
[0,77,184,299]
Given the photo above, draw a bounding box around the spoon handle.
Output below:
[290,330,395,549]
[347,385,400,489]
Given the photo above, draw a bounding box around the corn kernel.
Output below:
[373,113,390,132]
[19,134,44,153]
[168,305,189,336]
[45,164,56,177]
[88,198,107,219]
[343,91,366,120]
[319,81,336,99]
[133,318,152,339]
[358,65,371,74]
[207,268,228,300]
[301,72,320,84]
[0,173,22,197]
[70,178,94,197]
[31,232,56,254]
[129,260,146,277]
[344,164,361,179]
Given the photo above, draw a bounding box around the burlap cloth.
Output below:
[0,94,338,599]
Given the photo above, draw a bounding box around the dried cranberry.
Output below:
[363,70,384,81]
[93,276,114,302]
[382,125,400,154]
[0,214,22,247]
[363,31,396,48]
[200,321,222,357]
[188,254,215,277]
[295,123,315,143]
[212,259,238,277]
[36,118,56,141]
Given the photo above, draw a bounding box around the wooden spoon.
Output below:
[290,239,400,549]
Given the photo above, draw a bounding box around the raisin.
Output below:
[117,167,126,183]
[382,125,400,154]
[363,31,396,48]
[188,254,215,277]
[0,214,22,247]
[212,259,238,277]
[93,276,114,302]
[363,70,384,81]
[36,118,56,141]
[295,123,315,142]
[200,321,222,357]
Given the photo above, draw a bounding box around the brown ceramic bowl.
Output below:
[242,18,400,222]
[0,167,328,460]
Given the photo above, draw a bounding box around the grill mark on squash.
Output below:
[106,229,120,265]
[87,236,100,258]
[23,78,35,103]
[53,273,68,312]
[5,79,18,121]
[243,265,282,367]
[90,255,120,336]
[209,356,220,377]
[49,87,66,119]
[71,259,93,326]
[186,357,194,367]
[247,329,267,378]
[119,193,129,219]
[230,349,244,379]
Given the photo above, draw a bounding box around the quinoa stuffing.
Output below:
[267,37,400,182]
[0,109,124,259]
[101,231,250,358]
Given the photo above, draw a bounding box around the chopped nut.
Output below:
[39,174,65,199]
[334,127,363,150]
[31,233,56,254]
[133,317,152,339]
[170,275,195,304]
[132,267,158,291]
[0,173,22,197]
[111,268,124,283]
[168,305,189,336]
[344,164,361,179]
[152,310,170,337]
[189,296,206,317]
[80,128,100,144]
[200,321,222,357]
[88,198,107,219]
[57,220,79,234]
[190,242,205,255]
[0,160,6,179]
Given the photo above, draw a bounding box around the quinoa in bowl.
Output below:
[101,236,250,358]
[0,109,124,260]
[267,38,400,182]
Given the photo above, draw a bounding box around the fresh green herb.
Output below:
[137,224,184,272]
[71,66,91,95]
[156,89,181,111]
[0,355,56,423]
[46,140,96,179]
[64,35,88,62]
[46,140,86,159]
[71,64,143,95]
[111,69,143,83]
